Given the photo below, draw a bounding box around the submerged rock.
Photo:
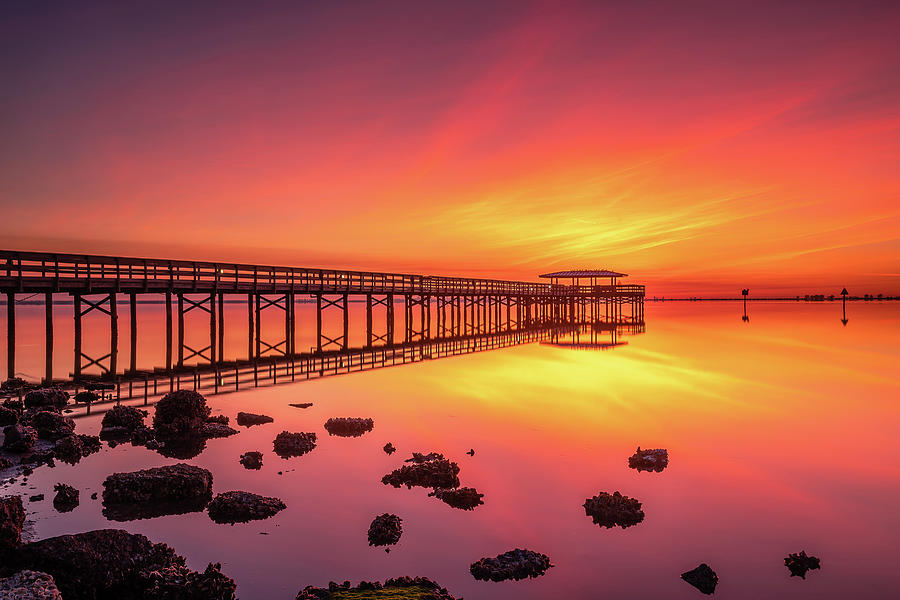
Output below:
[681,563,718,595]
[29,411,75,441]
[200,422,238,438]
[101,463,213,521]
[52,435,83,465]
[583,491,645,528]
[12,529,235,600]
[73,391,99,404]
[383,442,396,455]
[296,577,458,600]
[429,487,484,511]
[152,390,211,439]
[382,453,460,490]
[0,495,25,553]
[236,412,273,427]
[628,447,669,472]
[23,389,68,411]
[470,549,553,582]
[207,491,286,524]
[0,570,62,600]
[324,417,374,437]
[100,405,147,439]
[784,551,820,579]
[239,451,263,470]
[0,377,29,393]
[2,424,37,453]
[52,484,79,512]
[273,431,317,458]
[367,513,402,547]
[154,435,207,460]
[0,406,17,427]
[206,415,229,425]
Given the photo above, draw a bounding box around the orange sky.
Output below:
[2,1,899,296]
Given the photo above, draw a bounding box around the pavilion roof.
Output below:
[538,269,628,279]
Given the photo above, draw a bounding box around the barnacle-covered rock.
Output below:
[0,495,25,553]
[142,562,236,600]
[583,491,644,528]
[429,487,484,510]
[324,417,374,437]
[296,577,459,600]
[681,563,718,594]
[367,513,402,547]
[101,463,212,521]
[239,451,263,470]
[100,405,147,439]
[200,422,238,438]
[236,412,273,427]
[23,389,68,410]
[470,549,553,582]
[784,551,820,579]
[207,491,286,524]
[628,447,668,472]
[152,390,210,439]
[28,411,75,441]
[3,424,37,453]
[0,406,18,427]
[273,431,317,458]
[52,484,79,513]
[0,570,62,600]
[383,442,396,455]
[382,452,460,490]
[73,390,99,404]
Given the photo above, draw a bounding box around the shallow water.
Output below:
[3,300,899,599]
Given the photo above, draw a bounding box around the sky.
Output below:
[1,0,899,296]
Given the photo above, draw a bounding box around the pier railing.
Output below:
[1,250,643,297]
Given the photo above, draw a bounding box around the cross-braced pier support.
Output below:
[73,292,118,379]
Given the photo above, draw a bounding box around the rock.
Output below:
[0,457,11,469]
[785,551,820,579]
[23,389,68,410]
[0,406,17,427]
[324,417,374,437]
[52,435,83,464]
[2,424,37,453]
[29,494,44,502]
[628,447,668,472]
[152,390,210,439]
[0,570,62,600]
[466,448,475,456]
[207,491,286,524]
[236,412,274,427]
[273,431,317,458]
[142,562,236,600]
[129,425,157,446]
[382,452,460,490]
[28,411,76,441]
[154,436,207,460]
[296,577,459,600]
[367,513,402,547]
[102,463,213,521]
[73,390,99,404]
[288,403,313,409]
[100,405,147,438]
[85,382,115,391]
[79,434,101,455]
[583,491,644,528]
[429,487,484,510]
[681,563,718,594]
[0,495,25,553]
[52,484,78,512]
[383,442,396,455]
[0,377,29,393]
[470,549,553,582]
[12,529,234,600]
[200,422,238,438]
[239,451,263,470]
[206,415,229,425]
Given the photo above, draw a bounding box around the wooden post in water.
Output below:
[177,294,184,366]
[109,292,118,377]
[255,294,261,358]
[129,293,137,372]
[44,292,53,383]
[73,294,81,378]
[209,292,216,363]
[386,294,394,344]
[165,292,172,369]
[342,293,349,349]
[316,294,322,353]
[247,293,254,360]
[366,294,373,347]
[218,293,225,360]
[6,292,13,380]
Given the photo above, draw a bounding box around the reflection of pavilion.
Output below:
[541,322,645,350]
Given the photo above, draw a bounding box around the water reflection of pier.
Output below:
[2,251,645,397]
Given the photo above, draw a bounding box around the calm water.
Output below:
[2,300,899,599]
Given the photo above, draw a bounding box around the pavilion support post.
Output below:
[43,293,53,383]
[129,293,137,372]
[165,292,172,369]
[73,294,82,378]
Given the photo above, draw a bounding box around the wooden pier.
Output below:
[1,250,645,384]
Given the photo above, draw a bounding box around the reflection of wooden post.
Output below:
[366,294,373,347]
[44,292,53,383]
[165,292,172,369]
[129,293,137,372]
[109,293,118,376]
[6,292,14,380]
